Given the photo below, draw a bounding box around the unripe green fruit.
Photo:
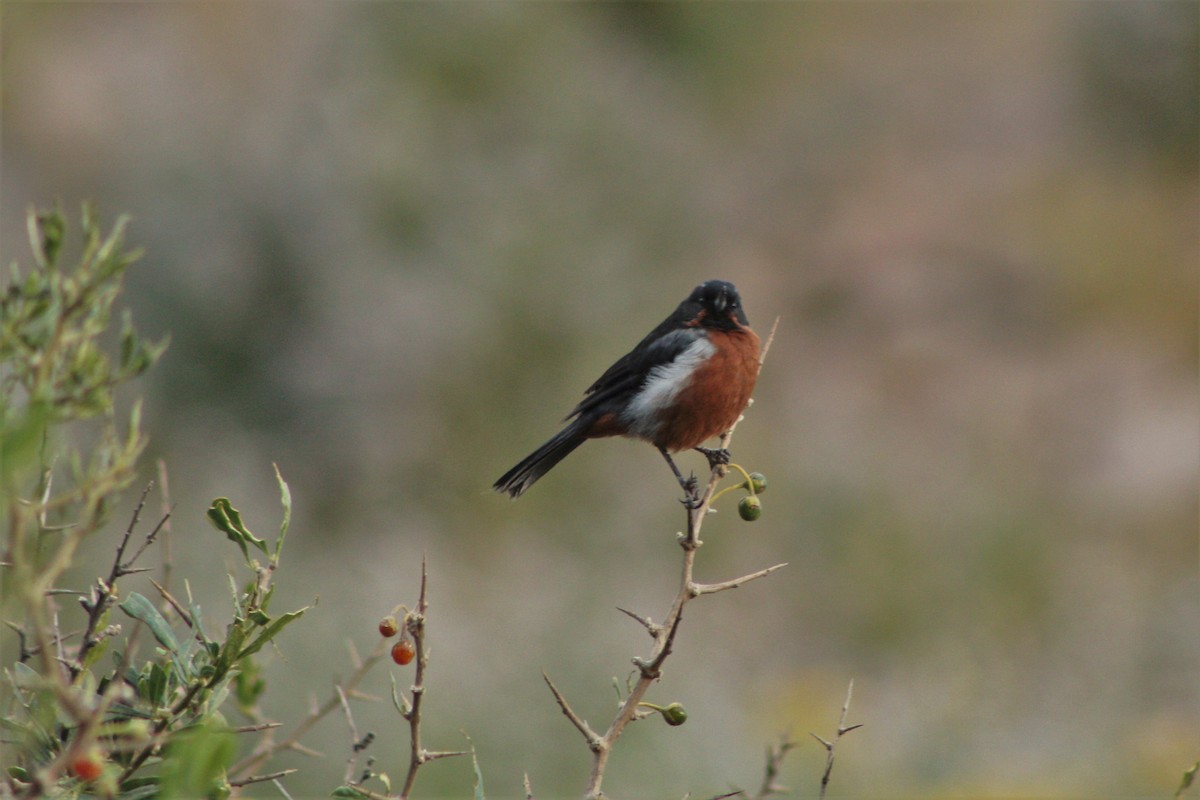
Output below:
[660,702,688,726]
[743,472,767,494]
[738,495,762,521]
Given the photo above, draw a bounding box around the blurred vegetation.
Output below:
[1,2,1196,796]
[1,207,283,797]
[0,208,469,799]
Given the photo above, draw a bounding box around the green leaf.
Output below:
[215,621,248,681]
[272,463,291,564]
[93,214,136,280]
[80,638,109,676]
[234,658,264,712]
[34,207,65,268]
[1177,760,1200,798]
[80,631,110,673]
[10,661,41,690]
[465,733,486,800]
[206,498,267,563]
[158,720,236,799]
[389,672,411,717]
[236,607,307,661]
[119,592,180,655]
[120,784,162,800]
[119,311,138,372]
[331,787,368,799]
[0,402,48,481]
[145,661,169,708]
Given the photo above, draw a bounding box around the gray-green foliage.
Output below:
[1,206,308,798]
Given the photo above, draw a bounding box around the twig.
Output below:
[337,684,372,784]
[549,317,785,800]
[615,606,660,637]
[125,508,172,573]
[690,562,789,596]
[155,459,175,594]
[111,482,152,579]
[759,316,779,367]
[148,578,193,628]
[542,671,601,749]
[694,731,797,800]
[397,555,471,799]
[754,731,797,799]
[232,722,283,734]
[229,769,298,788]
[811,680,862,799]
[228,637,390,779]
[73,483,164,678]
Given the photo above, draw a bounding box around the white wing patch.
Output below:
[621,336,716,440]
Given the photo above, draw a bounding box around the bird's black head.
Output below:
[683,279,750,330]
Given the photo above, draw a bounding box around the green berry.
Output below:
[660,702,688,726]
[738,495,762,521]
[744,472,767,494]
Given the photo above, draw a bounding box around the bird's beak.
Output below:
[712,293,727,314]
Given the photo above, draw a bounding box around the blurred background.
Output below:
[2,2,1197,797]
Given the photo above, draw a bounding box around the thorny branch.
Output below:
[389,557,467,799]
[544,319,785,800]
[73,481,171,679]
[398,556,435,799]
[753,732,797,799]
[811,679,862,800]
[707,730,796,800]
[229,637,390,779]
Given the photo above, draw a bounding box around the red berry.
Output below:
[391,638,415,665]
[378,615,399,638]
[70,751,104,781]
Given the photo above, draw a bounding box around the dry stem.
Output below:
[811,679,862,799]
[395,556,468,799]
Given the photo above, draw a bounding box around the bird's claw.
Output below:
[696,446,731,469]
[678,475,702,509]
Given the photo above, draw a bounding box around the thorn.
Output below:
[616,607,661,636]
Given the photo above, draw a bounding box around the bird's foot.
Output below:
[678,474,703,509]
[695,446,731,470]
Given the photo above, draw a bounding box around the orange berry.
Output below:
[391,638,415,665]
[69,751,104,782]
[378,615,399,638]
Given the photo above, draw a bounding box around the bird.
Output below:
[494,279,760,504]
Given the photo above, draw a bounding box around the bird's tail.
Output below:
[493,421,587,499]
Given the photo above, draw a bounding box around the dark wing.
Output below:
[566,326,704,421]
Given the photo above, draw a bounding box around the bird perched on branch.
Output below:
[494,279,760,504]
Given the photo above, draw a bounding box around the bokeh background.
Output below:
[2,2,1197,797]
